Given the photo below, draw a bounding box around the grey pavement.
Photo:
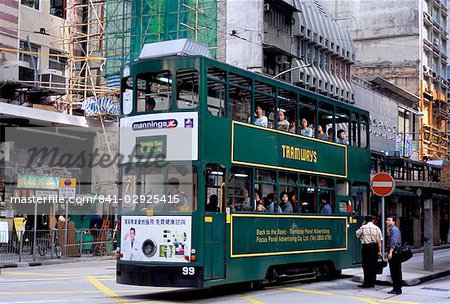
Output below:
[0,254,114,270]
[344,245,450,286]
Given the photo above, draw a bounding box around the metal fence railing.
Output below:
[0,228,116,263]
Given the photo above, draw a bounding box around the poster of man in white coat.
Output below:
[121,227,143,261]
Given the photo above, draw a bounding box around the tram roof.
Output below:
[132,54,369,116]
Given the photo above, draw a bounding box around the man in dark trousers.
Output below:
[386,215,402,295]
[356,215,383,288]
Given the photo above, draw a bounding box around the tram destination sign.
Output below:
[230,214,348,257]
[232,122,347,178]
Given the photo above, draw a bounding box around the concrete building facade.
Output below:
[220,0,354,103]
[326,0,449,161]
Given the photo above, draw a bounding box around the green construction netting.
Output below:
[104,0,217,78]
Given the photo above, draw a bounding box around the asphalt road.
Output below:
[0,260,448,304]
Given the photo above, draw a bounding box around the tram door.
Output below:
[204,165,226,280]
[336,194,362,264]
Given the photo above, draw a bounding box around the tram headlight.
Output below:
[142,239,157,257]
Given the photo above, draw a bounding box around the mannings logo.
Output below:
[132,119,178,131]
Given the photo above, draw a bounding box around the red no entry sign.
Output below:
[371,172,395,196]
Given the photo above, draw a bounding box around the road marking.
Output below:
[86,275,122,300]
[279,287,419,304]
[280,287,334,295]
[346,295,379,304]
[0,275,114,283]
[240,295,265,304]
[1,271,85,277]
[380,300,420,304]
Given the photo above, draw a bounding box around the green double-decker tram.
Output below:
[117,40,370,288]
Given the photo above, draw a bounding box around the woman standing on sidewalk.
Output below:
[386,215,402,295]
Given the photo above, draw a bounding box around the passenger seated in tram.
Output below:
[279,191,293,213]
[206,194,219,212]
[255,190,267,212]
[231,88,250,122]
[145,96,156,112]
[336,129,349,145]
[289,191,298,212]
[277,109,289,131]
[299,118,313,137]
[317,125,328,140]
[327,128,335,142]
[288,121,296,133]
[300,202,310,213]
[253,104,268,127]
[264,193,276,213]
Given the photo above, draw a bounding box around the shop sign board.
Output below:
[59,178,76,199]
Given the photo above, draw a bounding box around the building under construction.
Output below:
[104,0,218,78]
[0,0,118,119]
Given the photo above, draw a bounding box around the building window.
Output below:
[49,50,67,75]
[21,0,39,9]
[19,41,40,69]
[50,0,66,19]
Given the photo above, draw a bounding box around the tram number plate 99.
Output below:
[182,267,195,276]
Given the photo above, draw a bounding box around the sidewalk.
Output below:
[343,245,450,286]
[0,254,114,270]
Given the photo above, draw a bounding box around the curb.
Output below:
[0,255,114,271]
[351,269,450,286]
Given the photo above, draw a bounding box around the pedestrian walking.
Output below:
[386,215,402,295]
[356,215,383,288]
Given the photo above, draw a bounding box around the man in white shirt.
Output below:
[356,215,383,288]
[121,227,143,261]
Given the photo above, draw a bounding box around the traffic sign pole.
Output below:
[381,196,385,258]
[370,172,395,259]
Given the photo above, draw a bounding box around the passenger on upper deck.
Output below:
[279,191,293,213]
[317,125,328,140]
[277,110,290,131]
[299,119,313,137]
[253,104,268,127]
[288,121,296,133]
[327,128,334,142]
[337,129,349,145]
[145,96,156,112]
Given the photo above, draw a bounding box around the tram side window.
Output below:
[298,97,315,137]
[255,169,278,213]
[335,108,350,145]
[350,112,359,147]
[318,178,334,215]
[136,71,171,112]
[277,88,297,133]
[351,183,369,216]
[361,115,369,149]
[299,175,316,213]
[318,101,334,141]
[253,92,274,128]
[278,172,298,212]
[177,69,198,109]
[121,76,133,115]
[229,86,251,123]
[207,80,225,117]
[228,167,252,212]
[228,73,251,123]
[205,164,225,212]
